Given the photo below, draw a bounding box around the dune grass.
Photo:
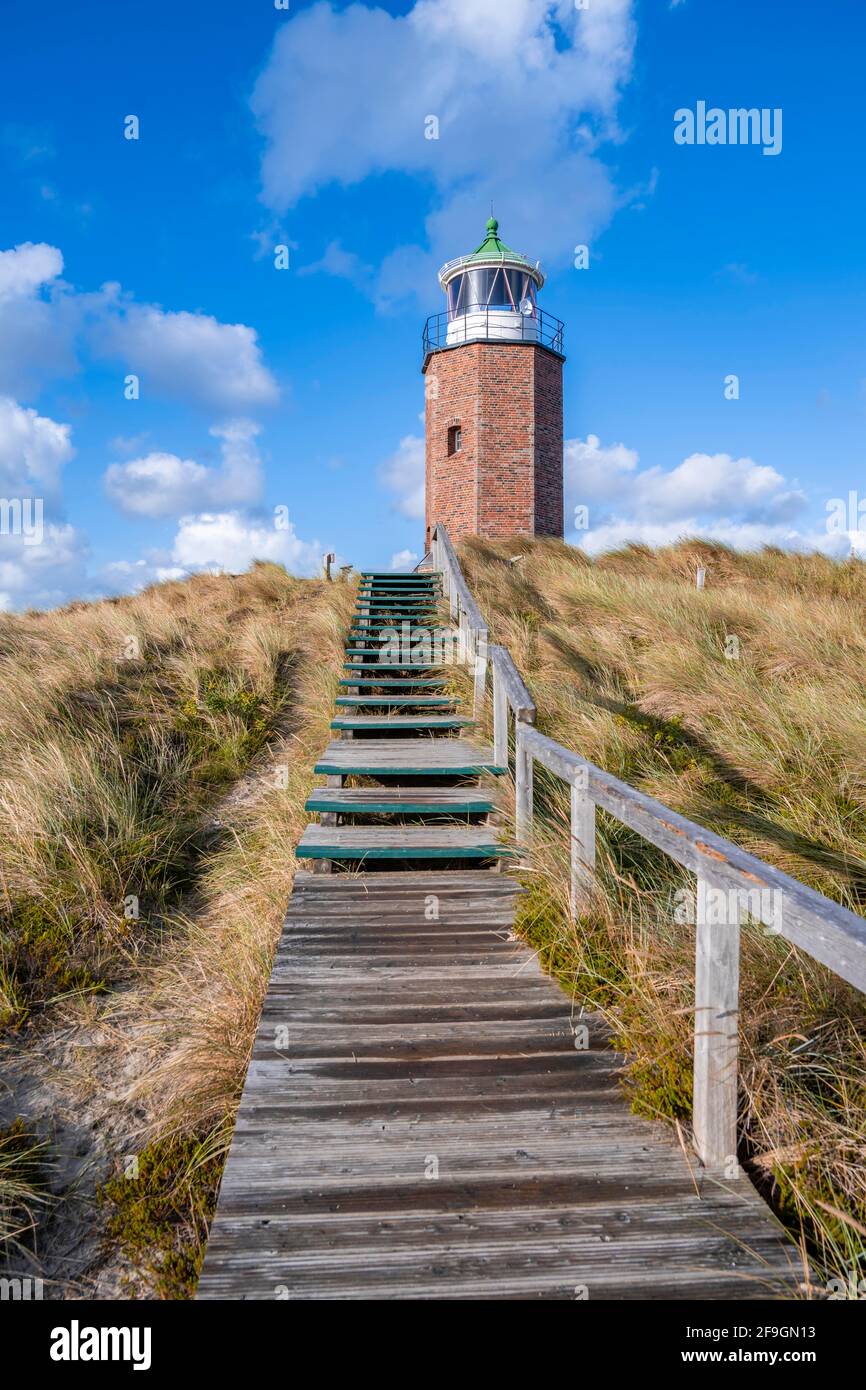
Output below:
[459,535,866,1288]
[0,1118,49,1259]
[0,561,355,1295]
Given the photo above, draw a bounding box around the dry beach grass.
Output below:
[459,534,866,1287]
[3,539,865,1294]
[0,562,353,1295]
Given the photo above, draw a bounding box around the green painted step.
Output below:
[347,631,453,639]
[315,738,503,776]
[338,678,448,687]
[335,696,458,707]
[346,637,452,647]
[343,663,439,671]
[330,714,470,730]
[304,786,494,815]
[344,648,414,656]
[296,826,512,860]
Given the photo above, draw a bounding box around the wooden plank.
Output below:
[520,725,866,994]
[296,827,512,860]
[330,715,471,730]
[693,875,740,1172]
[490,644,536,723]
[334,696,458,707]
[338,678,449,687]
[304,787,494,814]
[315,738,503,776]
[569,781,595,916]
[198,872,796,1300]
[197,551,799,1301]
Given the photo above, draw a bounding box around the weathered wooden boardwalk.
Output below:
[198,570,796,1300]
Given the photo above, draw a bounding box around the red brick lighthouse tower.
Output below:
[422,218,564,551]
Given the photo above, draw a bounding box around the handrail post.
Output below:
[515,723,533,844]
[492,652,507,769]
[473,631,488,717]
[569,770,596,916]
[693,876,740,1173]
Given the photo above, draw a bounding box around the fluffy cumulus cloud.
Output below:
[390,548,419,570]
[0,394,74,500]
[0,241,63,302]
[0,243,80,395]
[252,0,637,297]
[0,241,279,410]
[0,394,91,608]
[0,521,92,612]
[94,505,325,597]
[379,434,425,520]
[92,300,278,412]
[104,419,263,518]
[0,390,320,608]
[564,432,840,554]
[170,511,322,577]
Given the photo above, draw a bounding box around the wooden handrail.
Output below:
[431,523,866,1174]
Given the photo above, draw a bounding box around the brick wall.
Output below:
[423,340,563,549]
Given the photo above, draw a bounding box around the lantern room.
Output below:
[423,218,563,356]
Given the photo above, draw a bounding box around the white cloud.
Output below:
[0,521,91,610]
[629,452,805,524]
[104,452,209,519]
[93,303,278,411]
[564,433,638,501]
[0,395,74,500]
[390,548,419,570]
[379,434,425,520]
[0,244,79,395]
[578,517,836,557]
[0,242,63,301]
[298,240,374,292]
[251,0,638,296]
[104,419,263,518]
[565,432,820,555]
[170,511,322,577]
[100,557,188,589]
[0,241,279,410]
[0,396,89,608]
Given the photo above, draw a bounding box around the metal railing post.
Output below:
[693,876,740,1173]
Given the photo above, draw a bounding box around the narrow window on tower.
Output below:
[448,424,462,455]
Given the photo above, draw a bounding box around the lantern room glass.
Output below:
[447,268,537,319]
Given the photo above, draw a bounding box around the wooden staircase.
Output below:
[197,567,797,1300]
[297,571,510,868]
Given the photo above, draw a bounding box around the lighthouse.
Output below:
[422,217,565,551]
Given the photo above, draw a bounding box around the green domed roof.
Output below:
[463,216,534,269]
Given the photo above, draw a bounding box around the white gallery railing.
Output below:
[429,523,866,1173]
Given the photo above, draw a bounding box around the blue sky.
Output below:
[2,0,865,607]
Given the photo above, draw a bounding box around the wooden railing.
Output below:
[429,523,866,1173]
